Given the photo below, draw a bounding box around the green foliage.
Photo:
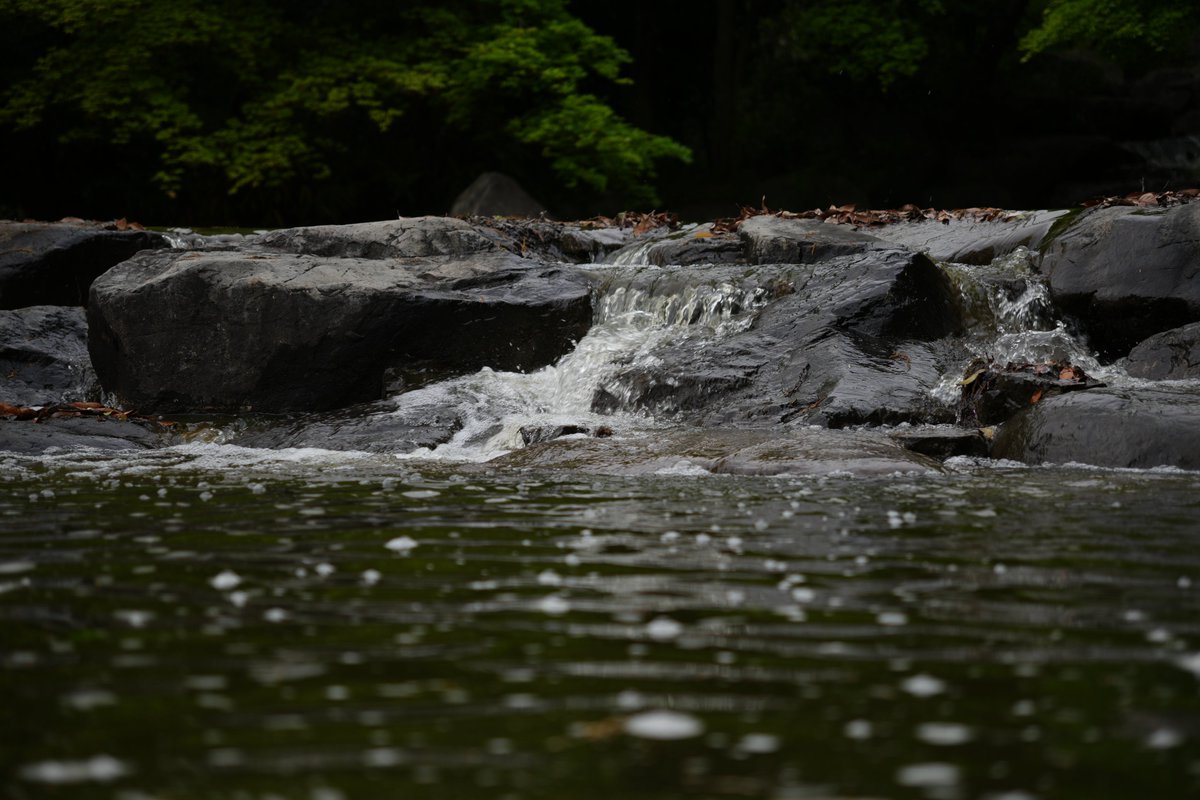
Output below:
[772,0,946,89]
[0,0,689,211]
[1020,0,1200,65]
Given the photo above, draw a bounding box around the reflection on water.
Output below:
[2,449,1199,799]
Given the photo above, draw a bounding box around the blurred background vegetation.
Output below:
[1,0,1198,226]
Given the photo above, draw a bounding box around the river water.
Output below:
[3,247,1200,799]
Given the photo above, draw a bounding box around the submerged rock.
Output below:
[0,306,98,406]
[991,387,1200,470]
[1124,322,1200,380]
[1037,204,1200,358]
[0,220,168,309]
[489,426,942,477]
[88,217,592,413]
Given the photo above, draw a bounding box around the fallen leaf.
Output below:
[1029,389,1043,404]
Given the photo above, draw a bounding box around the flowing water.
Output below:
[3,250,1200,800]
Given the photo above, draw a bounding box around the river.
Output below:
[2,245,1199,799]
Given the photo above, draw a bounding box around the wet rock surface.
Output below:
[868,210,1067,265]
[0,220,168,309]
[0,415,173,455]
[0,306,97,406]
[592,248,965,427]
[991,387,1200,470]
[888,425,990,460]
[1037,204,1200,359]
[1124,322,1200,380]
[956,360,1104,427]
[88,217,593,413]
[489,427,942,477]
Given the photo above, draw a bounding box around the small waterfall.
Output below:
[392,268,774,460]
[933,247,1105,402]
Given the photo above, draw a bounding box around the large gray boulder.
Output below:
[88,217,592,413]
[1,221,168,309]
[590,247,965,427]
[0,416,172,455]
[0,306,98,405]
[1124,321,1200,380]
[1037,204,1200,359]
[991,386,1200,469]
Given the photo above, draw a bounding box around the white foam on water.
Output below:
[20,755,131,784]
[390,270,773,462]
[624,709,705,740]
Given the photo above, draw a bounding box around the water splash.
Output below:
[394,268,774,460]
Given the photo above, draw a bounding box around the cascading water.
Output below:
[393,265,773,461]
[932,246,1113,402]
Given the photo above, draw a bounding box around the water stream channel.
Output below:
[2,245,1199,799]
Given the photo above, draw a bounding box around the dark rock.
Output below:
[449,172,546,218]
[889,425,990,460]
[0,306,98,405]
[991,387,1200,470]
[488,427,941,477]
[0,416,171,455]
[1037,204,1200,359]
[868,210,1068,265]
[230,400,463,454]
[592,249,965,427]
[0,220,168,309]
[471,217,630,263]
[604,226,744,266]
[518,424,592,445]
[1124,322,1200,380]
[88,218,593,413]
[738,216,884,264]
[956,361,1104,426]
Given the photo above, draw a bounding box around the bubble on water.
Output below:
[402,489,440,499]
[615,689,645,710]
[624,710,704,740]
[0,561,34,575]
[263,607,289,623]
[311,787,347,800]
[1145,728,1183,749]
[362,747,406,767]
[114,610,153,628]
[1179,576,1193,589]
[843,719,873,740]
[210,570,241,591]
[660,531,681,543]
[645,617,683,641]
[314,562,335,577]
[886,510,904,528]
[896,762,960,788]
[384,536,418,553]
[791,587,815,603]
[878,611,908,626]
[227,590,249,608]
[901,673,946,697]
[754,518,769,531]
[248,483,266,495]
[1177,652,1200,678]
[62,689,117,711]
[361,569,382,586]
[20,755,131,784]
[695,533,712,545]
[737,732,780,753]
[198,491,213,502]
[537,569,563,586]
[537,595,571,615]
[916,722,973,745]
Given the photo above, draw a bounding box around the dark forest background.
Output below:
[2,0,1199,226]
